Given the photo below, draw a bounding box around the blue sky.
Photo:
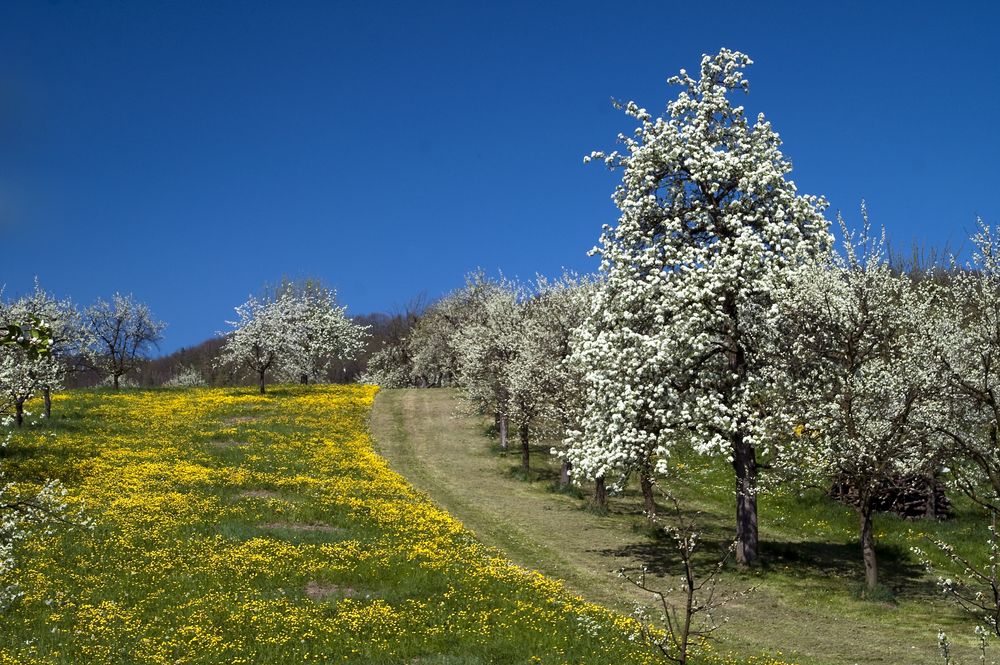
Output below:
[1,1,997,353]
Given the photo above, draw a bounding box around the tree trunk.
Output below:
[559,460,571,487]
[519,425,530,473]
[732,434,759,566]
[723,292,758,566]
[640,469,656,520]
[14,399,24,428]
[860,504,878,590]
[594,475,607,508]
[299,373,308,384]
[113,374,120,391]
[259,370,266,394]
[43,386,52,419]
[497,414,509,451]
[925,470,937,519]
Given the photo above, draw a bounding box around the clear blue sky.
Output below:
[1,1,997,353]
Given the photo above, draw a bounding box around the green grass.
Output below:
[0,386,675,665]
[371,387,993,665]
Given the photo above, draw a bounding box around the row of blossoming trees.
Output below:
[0,288,166,425]
[363,49,1000,621]
[0,279,368,426]
[216,281,369,394]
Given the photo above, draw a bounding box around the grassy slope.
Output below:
[371,388,988,665]
[1,386,675,665]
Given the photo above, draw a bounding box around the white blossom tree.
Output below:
[924,223,1000,512]
[85,293,165,390]
[12,281,89,417]
[570,49,830,564]
[508,273,596,479]
[762,213,941,590]
[0,282,87,426]
[217,292,302,394]
[408,274,495,389]
[451,274,525,452]
[271,282,369,385]
[360,344,413,388]
[0,334,60,427]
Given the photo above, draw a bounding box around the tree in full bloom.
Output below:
[762,212,941,590]
[270,281,369,385]
[0,327,59,428]
[0,283,88,425]
[570,49,830,565]
[85,293,165,390]
[507,273,596,478]
[217,292,302,394]
[12,281,89,417]
[924,223,1000,512]
[451,274,525,452]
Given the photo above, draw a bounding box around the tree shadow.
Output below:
[594,520,936,601]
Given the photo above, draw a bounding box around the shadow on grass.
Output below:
[599,522,936,602]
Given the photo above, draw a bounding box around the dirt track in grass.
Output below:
[370,387,978,665]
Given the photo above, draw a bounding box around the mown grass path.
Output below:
[371,388,982,665]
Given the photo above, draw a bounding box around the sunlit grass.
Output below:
[0,385,685,664]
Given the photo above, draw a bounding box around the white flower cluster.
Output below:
[0,281,88,425]
[565,49,830,566]
[217,284,368,392]
[163,365,208,388]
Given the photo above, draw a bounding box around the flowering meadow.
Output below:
[0,384,746,665]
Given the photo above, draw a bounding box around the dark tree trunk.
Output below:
[113,374,120,391]
[14,399,24,428]
[860,503,878,590]
[594,475,607,508]
[732,433,759,566]
[300,373,309,384]
[559,460,572,487]
[925,470,938,519]
[520,425,530,473]
[640,469,656,520]
[497,414,509,451]
[43,386,52,419]
[723,292,759,566]
[258,370,266,394]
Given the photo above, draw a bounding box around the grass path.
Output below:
[371,388,980,665]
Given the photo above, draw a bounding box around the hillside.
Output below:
[2,385,668,664]
[371,388,986,665]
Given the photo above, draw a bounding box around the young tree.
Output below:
[572,49,830,564]
[217,293,302,394]
[85,293,165,390]
[763,214,940,590]
[622,486,753,665]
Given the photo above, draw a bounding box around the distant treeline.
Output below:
[64,309,421,389]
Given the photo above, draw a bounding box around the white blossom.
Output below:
[566,49,830,565]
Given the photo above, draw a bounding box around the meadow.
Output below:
[1,384,989,664]
[1,385,673,664]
